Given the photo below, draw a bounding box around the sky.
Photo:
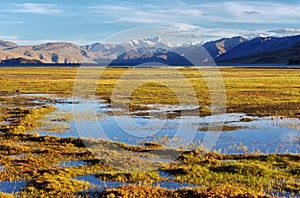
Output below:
[1,0,300,45]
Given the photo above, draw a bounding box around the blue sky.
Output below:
[1,0,300,45]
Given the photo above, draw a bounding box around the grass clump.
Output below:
[96,171,162,184]
[210,162,273,177]
[0,193,14,198]
[113,142,162,152]
[99,185,271,198]
[21,172,90,197]
[198,125,246,131]
[0,144,30,155]
[161,153,299,195]
[284,181,300,194]
[240,117,254,122]
[5,105,55,135]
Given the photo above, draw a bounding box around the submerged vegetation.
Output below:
[0,67,299,197]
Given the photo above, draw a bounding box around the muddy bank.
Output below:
[227,102,300,118]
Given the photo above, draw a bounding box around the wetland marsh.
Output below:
[0,67,299,197]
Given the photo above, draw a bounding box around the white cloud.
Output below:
[0,35,19,40]
[10,3,62,15]
[87,4,205,24]
[239,29,300,39]
[15,39,63,46]
[211,1,300,24]
[162,24,245,39]
[87,1,300,25]
[267,29,300,37]
[168,23,200,32]
[0,35,64,45]
[0,38,100,46]
[159,26,300,44]
[0,21,23,24]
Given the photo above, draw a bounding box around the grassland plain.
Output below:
[0,66,300,117]
[0,66,299,197]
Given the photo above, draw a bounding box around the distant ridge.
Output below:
[0,40,18,48]
[1,34,300,65]
[217,35,300,61]
[0,57,44,65]
[217,41,300,65]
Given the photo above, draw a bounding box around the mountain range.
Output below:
[1,34,300,65]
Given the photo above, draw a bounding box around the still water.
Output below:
[30,96,300,154]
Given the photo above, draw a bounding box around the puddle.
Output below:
[75,174,129,193]
[20,95,300,154]
[220,159,239,163]
[0,180,27,194]
[0,122,10,125]
[128,104,199,116]
[267,191,300,197]
[19,94,53,98]
[59,160,88,168]
[75,174,199,194]
[158,170,176,179]
[152,181,199,189]
[9,154,26,159]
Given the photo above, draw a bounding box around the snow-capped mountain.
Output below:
[1,33,300,65]
[121,37,173,49]
[178,41,199,47]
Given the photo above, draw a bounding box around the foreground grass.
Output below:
[98,185,270,198]
[0,66,299,117]
[0,95,299,197]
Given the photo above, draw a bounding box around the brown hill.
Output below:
[0,42,94,64]
[0,40,18,48]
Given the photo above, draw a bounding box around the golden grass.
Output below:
[0,66,299,117]
[0,67,299,103]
